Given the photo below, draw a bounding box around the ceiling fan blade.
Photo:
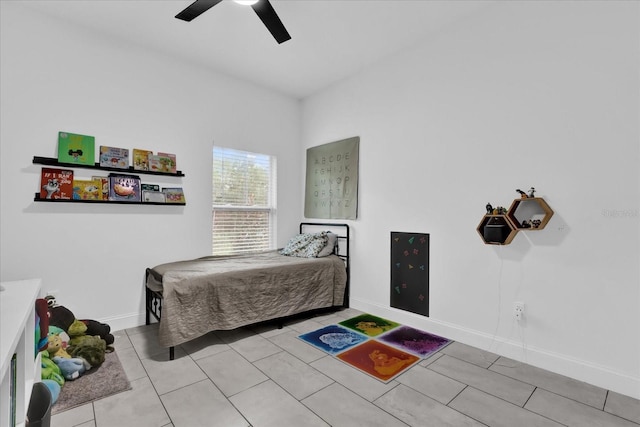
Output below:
[175,0,223,22]
[251,0,291,44]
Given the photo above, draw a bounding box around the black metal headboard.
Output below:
[300,222,350,307]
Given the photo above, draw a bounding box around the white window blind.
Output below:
[212,146,276,255]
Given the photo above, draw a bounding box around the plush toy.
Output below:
[40,351,64,387]
[35,298,50,354]
[41,379,61,404]
[47,298,77,332]
[45,298,113,367]
[47,334,71,359]
[52,356,86,380]
[69,335,107,368]
[81,319,115,346]
[68,319,88,338]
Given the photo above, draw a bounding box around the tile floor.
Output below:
[51,308,640,427]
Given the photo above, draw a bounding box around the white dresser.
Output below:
[0,279,42,427]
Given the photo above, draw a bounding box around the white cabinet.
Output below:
[1,279,42,427]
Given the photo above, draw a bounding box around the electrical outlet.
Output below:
[514,302,524,321]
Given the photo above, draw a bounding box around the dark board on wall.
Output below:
[390,232,429,316]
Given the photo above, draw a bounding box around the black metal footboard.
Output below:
[145,282,175,360]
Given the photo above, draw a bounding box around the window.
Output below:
[212,146,276,255]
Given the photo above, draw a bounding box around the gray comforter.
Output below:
[146,250,347,348]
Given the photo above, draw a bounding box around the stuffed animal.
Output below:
[47,298,115,346]
[69,335,107,368]
[40,351,64,387]
[41,379,61,404]
[81,319,115,346]
[47,334,71,358]
[52,356,86,380]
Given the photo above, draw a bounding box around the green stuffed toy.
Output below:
[69,335,107,368]
[40,351,64,387]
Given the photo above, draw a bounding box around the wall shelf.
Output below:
[476,214,518,245]
[477,197,554,245]
[33,194,185,206]
[507,197,554,230]
[33,156,185,177]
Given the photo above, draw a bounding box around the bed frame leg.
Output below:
[169,347,175,360]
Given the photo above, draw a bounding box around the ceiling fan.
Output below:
[175,0,291,44]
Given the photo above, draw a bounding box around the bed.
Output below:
[145,222,350,359]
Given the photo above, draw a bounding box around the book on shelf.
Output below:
[10,353,17,427]
[92,176,110,200]
[141,183,160,192]
[40,167,74,199]
[162,187,186,204]
[57,131,95,166]
[132,149,152,171]
[148,154,176,174]
[142,190,166,203]
[99,146,129,169]
[73,178,102,200]
[108,173,142,202]
[157,152,177,173]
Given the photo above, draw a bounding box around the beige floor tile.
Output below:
[310,355,398,402]
[51,402,94,427]
[490,356,607,408]
[605,391,640,424]
[267,330,327,363]
[429,354,535,406]
[303,382,407,427]
[396,363,466,405]
[525,388,639,427]
[254,351,334,399]
[449,386,564,427]
[117,345,147,381]
[179,331,229,360]
[93,376,170,427]
[161,379,248,427]
[141,347,208,395]
[441,341,499,368]
[231,380,329,427]
[196,348,268,396]
[375,384,485,427]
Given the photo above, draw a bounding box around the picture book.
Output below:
[143,190,166,203]
[92,176,110,200]
[57,131,95,165]
[99,146,129,169]
[133,149,152,171]
[141,183,160,191]
[109,174,141,202]
[158,152,177,173]
[40,167,74,199]
[72,179,102,200]
[163,187,186,204]
[148,154,175,174]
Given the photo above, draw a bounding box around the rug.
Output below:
[52,350,131,414]
[299,314,450,383]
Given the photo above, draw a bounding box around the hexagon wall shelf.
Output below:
[507,197,554,230]
[476,215,518,245]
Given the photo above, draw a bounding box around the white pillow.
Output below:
[317,232,338,257]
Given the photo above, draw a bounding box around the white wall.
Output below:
[0,3,301,329]
[302,2,640,398]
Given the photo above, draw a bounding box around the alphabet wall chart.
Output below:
[304,137,359,220]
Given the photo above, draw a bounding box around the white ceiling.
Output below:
[21,0,497,99]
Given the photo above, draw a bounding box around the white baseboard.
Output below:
[351,297,640,400]
[98,311,147,333]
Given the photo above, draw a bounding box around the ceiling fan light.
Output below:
[235,0,259,5]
